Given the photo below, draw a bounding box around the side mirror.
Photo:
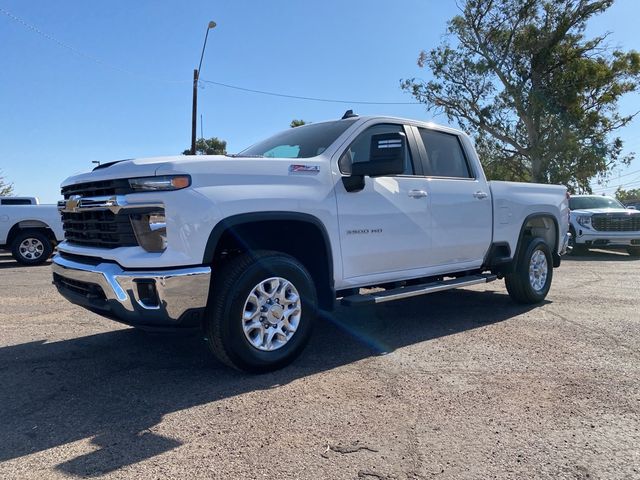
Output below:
[627,206,637,210]
[350,132,406,178]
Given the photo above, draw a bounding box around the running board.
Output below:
[340,274,498,307]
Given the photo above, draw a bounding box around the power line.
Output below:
[0,6,189,84]
[614,167,640,179]
[588,164,640,193]
[200,79,422,105]
[1,6,422,106]
[611,178,640,189]
[593,177,640,193]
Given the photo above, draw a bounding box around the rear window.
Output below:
[1,198,33,205]
[418,128,472,178]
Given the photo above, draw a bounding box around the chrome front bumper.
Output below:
[52,254,211,328]
[574,230,640,247]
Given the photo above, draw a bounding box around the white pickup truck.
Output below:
[0,196,64,265]
[52,113,570,372]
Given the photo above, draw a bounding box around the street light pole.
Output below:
[190,21,216,155]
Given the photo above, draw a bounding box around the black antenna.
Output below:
[341,109,358,119]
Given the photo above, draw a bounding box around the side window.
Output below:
[339,124,414,175]
[418,128,472,179]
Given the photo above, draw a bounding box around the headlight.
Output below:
[576,215,592,228]
[130,210,167,252]
[129,175,190,191]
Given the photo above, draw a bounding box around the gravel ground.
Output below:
[0,250,638,480]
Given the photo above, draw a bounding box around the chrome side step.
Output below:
[340,274,498,307]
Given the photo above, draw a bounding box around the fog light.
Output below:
[130,210,167,252]
[135,279,160,308]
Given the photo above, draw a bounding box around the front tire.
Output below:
[204,251,317,373]
[11,230,53,266]
[505,237,553,304]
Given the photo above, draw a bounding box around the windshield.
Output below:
[569,196,625,210]
[238,119,357,158]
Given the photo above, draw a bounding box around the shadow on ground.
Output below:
[0,288,541,476]
[563,248,640,262]
[0,253,52,269]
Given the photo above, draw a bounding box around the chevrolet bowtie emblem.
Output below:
[65,195,82,213]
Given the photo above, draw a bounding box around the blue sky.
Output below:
[1,0,639,203]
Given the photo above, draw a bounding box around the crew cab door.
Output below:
[412,126,492,267]
[334,122,432,280]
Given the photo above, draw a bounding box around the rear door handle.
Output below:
[408,189,428,199]
[473,191,488,199]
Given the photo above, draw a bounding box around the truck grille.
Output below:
[62,210,138,248]
[61,178,140,248]
[591,213,640,232]
[62,178,133,199]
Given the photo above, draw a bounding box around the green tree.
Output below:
[0,171,14,196]
[402,0,640,192]
[615,187,640,203]
[290,119,307,128]
[183,137,227,155]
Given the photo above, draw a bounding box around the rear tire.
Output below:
[204,250,317,373]
[627,246,640,257]
[505,237,553,304]
[11,230,53,266]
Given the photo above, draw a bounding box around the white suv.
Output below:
[569,195,640,256]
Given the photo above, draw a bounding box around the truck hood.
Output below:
[570,208,639,215]
[61,155,326,188]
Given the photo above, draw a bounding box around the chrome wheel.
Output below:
[528,249,548,292]
[18,237,45,261]
[242,277,302,352]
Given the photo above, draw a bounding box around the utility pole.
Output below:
[190,21,216,155]
[191,69,199,155]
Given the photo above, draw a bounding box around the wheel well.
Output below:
[491,215,559,274]
[208,217,335,310]
[522,216,557,250]
[517,215,559,267]
[7,222,57,247]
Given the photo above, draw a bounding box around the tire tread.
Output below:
[204,250,315,372]
[11,229,53,266]
[505,237,553,304]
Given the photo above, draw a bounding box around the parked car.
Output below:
[0,196,64,265]
[568,195,640,256]
[52,113,570,371]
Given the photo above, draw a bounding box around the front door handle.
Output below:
[473,191,488,199]
[408,189,428,199]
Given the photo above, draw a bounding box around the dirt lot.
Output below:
[0,250,638,480]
